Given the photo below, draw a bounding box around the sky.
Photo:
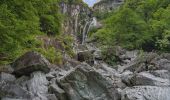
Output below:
[83,0,99,7]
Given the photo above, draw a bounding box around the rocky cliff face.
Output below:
[59,1,92,43]
[93,0,124,12]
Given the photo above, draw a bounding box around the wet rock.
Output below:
[12,51,50,76]
[58,63,120,100]
[130,72,170,86]
[121,86,170,100]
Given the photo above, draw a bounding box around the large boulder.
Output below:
[77,50,94,65]
[151,58,170,71]
[150,70,170,80]
[27,71,49,100]
[49,78,67,100]
[121,70,134,86]
[130,72,170,86]
[121,86,170,100]
[0,72,16,82]
[0,82,32,99]
[0,73,31,99]
[58,63,120,100]
[12,51,50,76]
[13,71,52,100]
[118,52,159,73]
[47,94,58,100]
[95,62,126,89]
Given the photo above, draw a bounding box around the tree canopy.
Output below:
[0,0,62,64]
[92,0,170,52]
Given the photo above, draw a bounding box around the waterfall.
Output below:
[82,18,95,44]
[82,21,90,44]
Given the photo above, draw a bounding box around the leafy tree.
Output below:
[0,0,62,64]
[91,0,170,64]
[92,0,170,52]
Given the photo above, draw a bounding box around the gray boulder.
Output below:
[12,51,50,76]
[0,72,31,99]
[58,63,120,100]
[121,70,134,86]
[27,71,49,100]
[0,72,16,82]
[49,78,67,100]
[151,59,170,71]
[119,52,159,73]
[1,98,28,100]
[95,62,126,89]
[47,94,58,100]
[121,86,170,100]
[13,71,50,100]
[160,53,170,60]
[130,72,170,86]
[0,81,32,99]
[151,70,170,80]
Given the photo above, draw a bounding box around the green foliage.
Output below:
[101,46,117,66]
[92,0,170,52]
[40,14,61,35]
[0,0,62,64]
[57,34,75,58]
[33,47,63,65]
[156,30,170,51]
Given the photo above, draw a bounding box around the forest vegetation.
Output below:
[0,0,86,64]
[90,0,170,65]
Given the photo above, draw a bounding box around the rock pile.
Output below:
[1,49,170,100]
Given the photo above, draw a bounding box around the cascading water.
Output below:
[82,17,96,44]
[82,21,89,44]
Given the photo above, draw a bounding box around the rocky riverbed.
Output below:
[1,45,170,100]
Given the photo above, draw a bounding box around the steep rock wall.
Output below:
[59,1,92,43]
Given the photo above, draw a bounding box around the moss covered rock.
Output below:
[12,51,50,76]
